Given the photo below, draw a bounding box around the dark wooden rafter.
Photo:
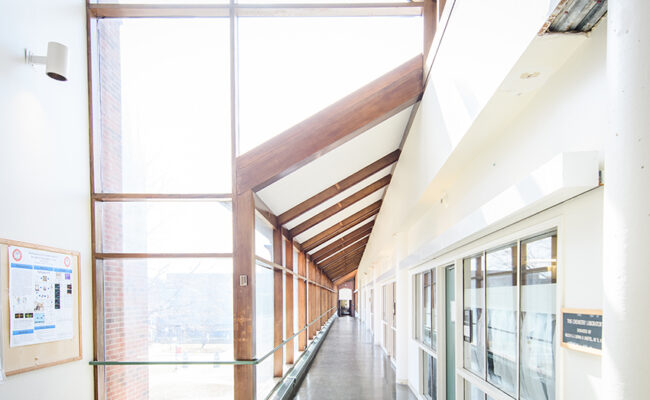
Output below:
[278,150,400,225]
[311,221,374,263]
[328,256,364,281]
[301,200,381,252]
[321,250,366,277]
[331,267,360,282]
[289,174,391,237]
[235,56,423,195]
[318,238,369,269]
[333,270,357,287]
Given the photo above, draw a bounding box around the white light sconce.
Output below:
[25,42,69,81]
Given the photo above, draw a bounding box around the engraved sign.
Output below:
[561,308,602,355]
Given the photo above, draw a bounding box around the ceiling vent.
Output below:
[539,0,607,34]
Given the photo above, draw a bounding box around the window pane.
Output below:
[463,254,485,377]
[256,264,274,397]
[414,274,421,341]
[423,272,432,347]
[464,380,486,400]
[422,352,437,400]
[392,282,397,328]
[102,258,233,362]
[486,244,517,396]
[96,18,231,193]
[94,0,228,3]
[96,201,232,253]
[255,214,274,260]
[238,16,421,153]
[520,233,557,400]
[432,270,437,351]
[105,365,233,400]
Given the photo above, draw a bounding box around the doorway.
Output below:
[339,300,351,316]
[445,266,455,400]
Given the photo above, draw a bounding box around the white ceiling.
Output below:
[257,105,413,216]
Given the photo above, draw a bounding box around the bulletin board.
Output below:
[0,238,82,376]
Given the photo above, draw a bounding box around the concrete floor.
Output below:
[293,316,417,400]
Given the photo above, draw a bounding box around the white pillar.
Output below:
[395,232,410,384]
[604,2,650,398]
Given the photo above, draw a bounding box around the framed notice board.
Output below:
[561,308,602,356]
[0,238,82,376]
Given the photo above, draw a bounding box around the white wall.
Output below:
[0,0,93,398]
[361,8,607,400]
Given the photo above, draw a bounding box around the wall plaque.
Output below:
[561,308,602,355]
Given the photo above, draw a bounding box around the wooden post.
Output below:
[285,239,294,364]
[423,0,436,61]
[308,261,315,340]
[234,190,256,400]
[273,229,283,377]
[298,252,307,351]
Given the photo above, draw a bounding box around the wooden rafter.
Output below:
[318,238,368,269]
[301,200,381,252]
[321,247,366,274]
[311,221,374,263]
[328,256,364,281]
[333,270,357,287]
[331,266,360,282]
[289,174,391,237]
[278,150,400,225]
[235,56,423,194]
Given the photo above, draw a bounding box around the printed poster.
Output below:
[8,246,75,347]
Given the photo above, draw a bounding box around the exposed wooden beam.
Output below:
[423,0,436,61]
[235,56,422,194]
[333,270,357,287]
[330,264,361,282]
[298,251,307,351]
[88,3,422,18]
[311,221,374,263]
[328,257,363,281]
[323,247,366,274]
[233,190,256,399]
[273,229,283,378]
[328,254,363,276]
[255,192,278,229]
[301,200,381,252]
[289,174,391,237]
[284,238,294,365]
[278,151,400,225]
[318,238,369,269]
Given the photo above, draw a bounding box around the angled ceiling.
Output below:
[237,56,423,281]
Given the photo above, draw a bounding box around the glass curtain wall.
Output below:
[93,16,233,400]
[461,231,557,400]
[91,3,421,400]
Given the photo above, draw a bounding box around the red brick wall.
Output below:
[98,19,149,400]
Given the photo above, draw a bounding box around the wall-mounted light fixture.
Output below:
[25,42,69,81]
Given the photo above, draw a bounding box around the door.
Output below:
[445,266,455,400]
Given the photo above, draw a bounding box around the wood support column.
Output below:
[273,229,283,377]
[284,239,294,364]
[233,190,256,400]
[298,252,307,351]
[308,261,315,340]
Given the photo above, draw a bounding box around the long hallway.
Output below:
[294,316,416,400]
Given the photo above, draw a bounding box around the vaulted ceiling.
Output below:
[235,56,424,283]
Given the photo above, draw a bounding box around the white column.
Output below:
[604,2,650,398]
[395,232,410,384]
